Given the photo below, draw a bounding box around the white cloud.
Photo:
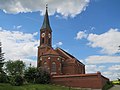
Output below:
[87,28,120,55]
[86,65,105,73]
[108,65,120,71]
[13,25,22,29]
[53,41,63,48]
[0,27,39,67]
[90,27,95,30]
[103,71,120,80]
[85,64,120,80]
[75,28,120,80]
[56,42,63,46]
[85,55,120,64]
[75,31,87,40]
[0,0,90,17]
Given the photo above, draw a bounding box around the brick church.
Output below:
[37,6,109,89]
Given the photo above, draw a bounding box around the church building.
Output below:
[37,6,109,89]
[37,6,85,75]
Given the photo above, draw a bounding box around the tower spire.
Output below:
[41,4,51,30]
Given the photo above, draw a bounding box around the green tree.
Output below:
[0,42,5,73]
[5,60,25,76]
[0,42,7,83]
[24,66,50,84]
[5,60,25,85]
[35,67,50,84]
[24,66,37,83]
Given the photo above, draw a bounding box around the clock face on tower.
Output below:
[42,33,45,37]
[48,33,51,38]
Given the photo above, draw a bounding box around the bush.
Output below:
[102,81,113,90]
[15,75,24,86]
[24,67,50,84]
[0,72,8,83]
[35,68,50,84]
[10,75,24,86]
[24,67,37,83]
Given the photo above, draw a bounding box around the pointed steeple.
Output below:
[41,4,51,30]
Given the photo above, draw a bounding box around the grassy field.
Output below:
[0,83,83,90]
[112,80,120,85]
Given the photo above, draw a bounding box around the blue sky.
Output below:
[0,0,120,80]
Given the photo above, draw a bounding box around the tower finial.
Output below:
[46,3,48,10]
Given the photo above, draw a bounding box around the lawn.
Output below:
[0,83,83,90]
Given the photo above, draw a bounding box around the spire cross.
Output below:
[46,4,48,10]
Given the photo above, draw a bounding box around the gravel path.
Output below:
[109,85,120,90]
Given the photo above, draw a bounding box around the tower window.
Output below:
[51,62,56,72]
[48,38,51,45]
[42,38,44,44]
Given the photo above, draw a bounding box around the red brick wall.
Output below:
[51,73,109,89]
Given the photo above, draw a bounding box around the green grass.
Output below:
[0,83,83,90]
[112,80,120,85]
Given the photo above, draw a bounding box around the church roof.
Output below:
[56,47,84,65]
[44,48,59,56]
[41,5,51,31]
[56,47,75,59]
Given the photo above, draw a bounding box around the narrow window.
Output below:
[42,38,44,44]
[48,38,51,45]
[51,62,56,72]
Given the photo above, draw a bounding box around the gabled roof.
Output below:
[44,48,59,56]
[56,47,84,65]
[56,48,75,59]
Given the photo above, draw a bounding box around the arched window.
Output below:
[51,62,56,72]
[42,38,44,44]
[44,61,47,68]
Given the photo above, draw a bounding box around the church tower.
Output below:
[40,5,52,47]
[37,5,52,67]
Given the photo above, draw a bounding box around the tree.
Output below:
[0,42,5,73]
[24,66,50,84]
[5,60,25,85]
[5,60,25,76]
[35,67,50,84]
[0,42,7,83]
[24,66,37,83]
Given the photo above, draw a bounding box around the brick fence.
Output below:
[51,72,109,89]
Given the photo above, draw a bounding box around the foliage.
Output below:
[35,68,50,84]
[112,80,120,85]
[24,66,37,83]
[5,60,25,76]
[0,83,80,90]
[118,78,120,81]
[0,72,8,83]
[0,42,5,73]
[10,75,24,86]
[24,66,50,84]
[5,60,25,86]
[102,81,113,90]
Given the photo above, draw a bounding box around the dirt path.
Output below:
[109,85,120,90]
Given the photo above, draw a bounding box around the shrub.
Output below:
[9,75,24,86]
[102,81,113,90]
[24,67,37,83]
[35,68,50,84]
[0,72,8,83]
[14,75,24,86]
[24,67,50,84]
